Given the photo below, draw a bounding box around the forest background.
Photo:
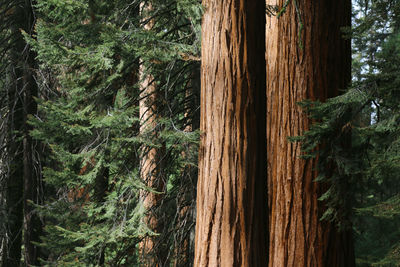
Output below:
[0,0,399,266]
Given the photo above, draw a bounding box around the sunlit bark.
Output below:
[194,0,268,266]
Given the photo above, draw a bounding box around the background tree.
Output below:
[194,0,268,266]
[304,1,400,265]
[265,0,354,266]
[138,3,166,265]
[295,0,400,266]
[0,0,42,265]
[25,0,201,265]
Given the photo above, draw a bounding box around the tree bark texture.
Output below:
[194,0,268,266]
[138,4,165,266]
[265,1,354,266]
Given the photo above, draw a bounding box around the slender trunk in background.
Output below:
[3,66,24,267]
[23,34,41,267]
[2,1,41,266]
[23,4,41,265]
[194,0,268,266]
[138,4,165,266]
[139,63,164,267]
[265,1,354,266]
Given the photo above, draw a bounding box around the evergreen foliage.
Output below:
[25,0,201,265]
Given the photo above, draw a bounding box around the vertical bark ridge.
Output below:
[266,1,354,266]
[195,0,267,266]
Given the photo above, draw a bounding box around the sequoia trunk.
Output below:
[194,0,268,266]
[265,1,354,266]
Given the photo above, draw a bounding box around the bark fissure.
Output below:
[266,1,354,266]
[195,0,267,266]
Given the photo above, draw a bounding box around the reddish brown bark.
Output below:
[138,4,165,266]
[265,1,354,266]
[138,73,164,265]
[194,0,268,266]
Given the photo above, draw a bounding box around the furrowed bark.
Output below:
[265,1,354,266]
[194,0,268,266]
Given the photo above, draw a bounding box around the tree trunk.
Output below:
[265,1,354,266]
[138,4,165,266]
[21,2,41,266]
[23,44,41,267]
[22,5,41,265]
[194,0,268,266]
[2,1,40,266]
[138,64,164,266]
[3,84,23,266]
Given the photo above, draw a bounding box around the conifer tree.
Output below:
[0,1,41,265]
[295,0,400,266]
[138,3,166,265]
[265,0,354,266]
[194,0,268,266]
[27,0,202,265]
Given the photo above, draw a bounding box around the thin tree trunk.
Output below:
[2,57,24,267]
[265,1,354,266]
[23,46,41,267]
[3,83,23,266]
[138,64,164,266]
[138,4,165,266]
[21,2,41,265]
[2,1,40,266]
[194,0,268,266]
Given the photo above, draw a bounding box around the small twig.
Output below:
[294,0,304,49]
[277,0,292,18]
